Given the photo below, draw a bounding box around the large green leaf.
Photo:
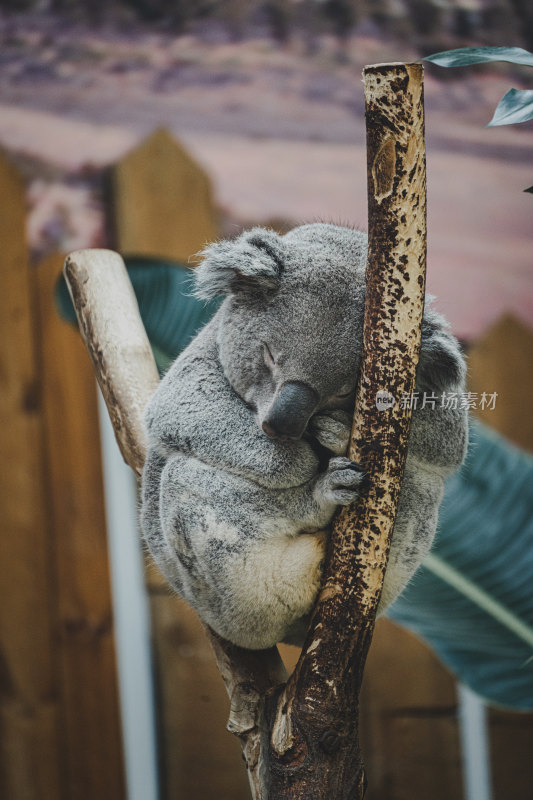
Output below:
[487,88,533,126]
[426,46,533,68]
[389,421,533,711]
[55,257,220,374]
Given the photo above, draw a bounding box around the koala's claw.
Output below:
[308,410,352,456]
[317,456,364,506]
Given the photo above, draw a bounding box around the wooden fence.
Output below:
[0,152,124,800]
[1,129,532,800]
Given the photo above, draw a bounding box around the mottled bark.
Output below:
[263,61,427,799]
[64,61,426,799]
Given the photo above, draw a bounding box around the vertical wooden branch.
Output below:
[64,61,426,799]
[263,62,427,797]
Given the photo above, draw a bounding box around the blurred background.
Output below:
[1,2,532,800]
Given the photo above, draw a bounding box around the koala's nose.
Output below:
[262,382,319,440]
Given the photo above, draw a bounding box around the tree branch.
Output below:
[262,61,426,798]
[64,61,426,799]
[63,249,159,479]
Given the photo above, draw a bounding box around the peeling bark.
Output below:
[64,61,426,799]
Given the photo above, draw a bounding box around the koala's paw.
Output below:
[308,410,352,456]
[316,456,364,507]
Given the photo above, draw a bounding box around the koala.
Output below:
[141,223,468,650]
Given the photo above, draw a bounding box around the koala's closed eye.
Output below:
[328,387,355,406]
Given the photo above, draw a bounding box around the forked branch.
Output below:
[64,62,426,799]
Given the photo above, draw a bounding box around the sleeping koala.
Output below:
[141,223,468,650]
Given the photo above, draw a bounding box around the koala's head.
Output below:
[195,223,367,440]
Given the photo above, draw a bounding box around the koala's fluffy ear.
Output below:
[194,228,285,300]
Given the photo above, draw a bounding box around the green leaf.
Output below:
[524,186,533,194]
[425,46,533,68]
[389,421,533,711]
[487,88,533,126]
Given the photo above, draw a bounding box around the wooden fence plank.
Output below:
[33,253,126,800]
[490,708,533,800]
[383,715,463,800]
[150,594,250,800]
[468,314,533,453]
[112,128,218,264]
[360,619,462,800]
[0,151,64,799]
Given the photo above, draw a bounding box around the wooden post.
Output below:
[34,253,127,800]
[64,62,427,798]
[359,621,463,800]
[111,128,218,263]
[0,152,127,800]
[0,152,63,799]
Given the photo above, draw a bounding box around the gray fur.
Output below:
[141,224,468,649]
